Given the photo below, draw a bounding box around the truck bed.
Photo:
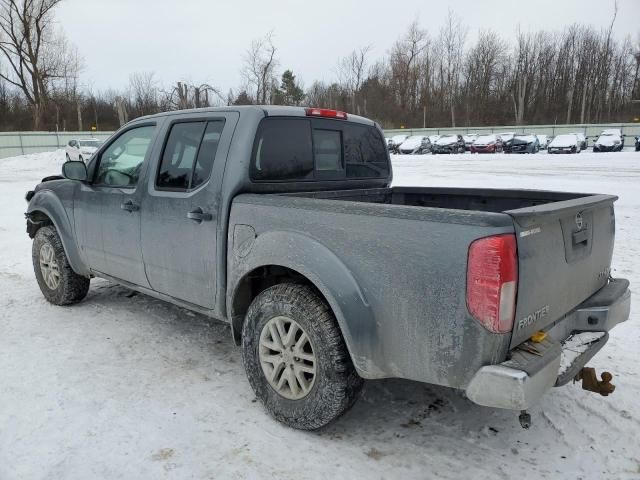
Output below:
[287,186,587,213]
[285,186,618,347]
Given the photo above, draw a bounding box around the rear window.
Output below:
[250,117,389,182]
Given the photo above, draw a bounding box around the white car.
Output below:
[398,135,431,154]
[547,134,580,154]
[65,138,102,162]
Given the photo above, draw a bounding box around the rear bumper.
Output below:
[465,280,630,410]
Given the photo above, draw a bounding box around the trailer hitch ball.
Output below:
[575,367,615,396]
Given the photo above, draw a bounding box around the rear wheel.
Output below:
[242,283,363,430]
[32,226,90,305]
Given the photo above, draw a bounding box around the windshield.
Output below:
[475,135,496,143]
[79,140,101,148]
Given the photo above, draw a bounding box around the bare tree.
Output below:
[337,45,372,114]
[0,0,77,129]
[128,71,159,116]
[243,32,278,105]
[389,20,429,117]
[437,9,467,127]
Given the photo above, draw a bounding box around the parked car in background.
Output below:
[428,134,440,146]
[463,134,479,151]
[470,134,503,153]
[385,138,394,150]
[593,129,624,152]
[635,136,640,152]
[499,132,516,153]
[511,134,540,154]
[65,138,103,162]
[548,134,580,154]
[572,133,587,151]
[432,134,465,154]
[537,134,551,149]
[398,135,431,154]
[388,134,409,153]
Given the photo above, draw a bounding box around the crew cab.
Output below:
[25,106,631,430]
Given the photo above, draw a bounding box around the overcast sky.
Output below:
[56,0,638,95]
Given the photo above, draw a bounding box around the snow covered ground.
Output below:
[1,150,639,479]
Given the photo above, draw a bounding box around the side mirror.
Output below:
[62,161,88,182]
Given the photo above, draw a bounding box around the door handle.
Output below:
[121,200,140,212]
[187,207,213,223]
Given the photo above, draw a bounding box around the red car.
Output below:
[470,134,503,154]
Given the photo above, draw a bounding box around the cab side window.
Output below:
[156,120,225,191]
[95,125,156,187]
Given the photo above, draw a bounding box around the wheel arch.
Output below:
[27,190,89,276]
[228,231,382,379]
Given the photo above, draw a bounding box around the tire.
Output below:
[32,225,90,305]
[242,283,363,430]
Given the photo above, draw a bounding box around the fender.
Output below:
[228,230,386,379]
[27,188,90,276]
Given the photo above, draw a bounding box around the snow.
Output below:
[1,149,639,479]
[558,332,607,376]
[595,134,621,147]
[399,136,425,149]
[514,134,537,143]
[475,134,498,144]
[391,134,409,145]
[435,134,458,145]
[549,134,578,148]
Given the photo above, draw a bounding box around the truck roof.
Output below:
[134,105,377,127]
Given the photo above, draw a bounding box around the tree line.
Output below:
[1,1,638,132]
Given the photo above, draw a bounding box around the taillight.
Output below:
[305,108,348,120]
[466,234,518,333]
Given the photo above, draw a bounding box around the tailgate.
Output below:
[506,194,617,348]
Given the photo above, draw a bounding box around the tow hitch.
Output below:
[574,367,615,396]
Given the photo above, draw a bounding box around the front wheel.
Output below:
[242,283,363,430]
[32,226,90,305]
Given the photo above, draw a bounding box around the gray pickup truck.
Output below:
[25,106,631,430]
